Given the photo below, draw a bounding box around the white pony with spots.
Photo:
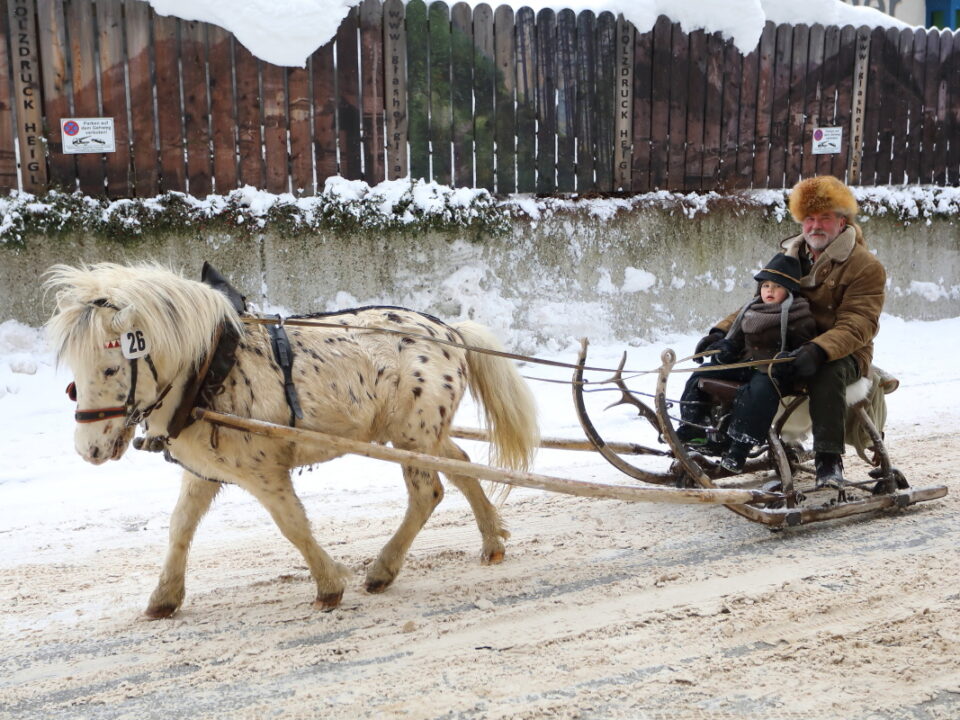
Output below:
[45,262,538,616]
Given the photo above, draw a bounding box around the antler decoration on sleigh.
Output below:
[600,351,663,430]
[572,340,675,484]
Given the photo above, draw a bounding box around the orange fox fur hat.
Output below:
[788,175,858,222]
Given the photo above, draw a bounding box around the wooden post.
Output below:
[8,0,48,192]
[614,15,633,191]
[383,0,408,180]
[847,27,870,185]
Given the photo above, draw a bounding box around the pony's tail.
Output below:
[453,321,539,474]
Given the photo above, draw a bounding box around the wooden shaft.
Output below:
[192,409,778,506]
[449,425,667,456]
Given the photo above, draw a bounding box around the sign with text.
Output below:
[812,127,843,155]
[60,118,116,154]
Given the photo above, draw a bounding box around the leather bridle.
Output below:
[67,353,173,427]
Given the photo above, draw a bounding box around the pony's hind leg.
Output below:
[241,471,351,611]
[365,465,444,594]
[440,439,509,564]
[146,471,221,619]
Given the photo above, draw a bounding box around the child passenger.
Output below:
[676,251,817,473]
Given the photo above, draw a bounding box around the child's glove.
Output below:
[714,339,741,364]
[693,330,724,364]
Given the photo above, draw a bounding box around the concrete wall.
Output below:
[3,208,958,348]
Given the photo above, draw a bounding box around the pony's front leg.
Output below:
[366,466,444,593]
[146,471,221,619]
[241,471,351,611]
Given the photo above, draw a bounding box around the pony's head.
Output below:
[44,262,241,465]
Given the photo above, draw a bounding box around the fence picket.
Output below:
[556,8,576,192]
[360,0,385,184]
[753,22,776,187]
[666,23,687,190]
[683,30,706,191]
[630,22,651,192]
[892,29,917,184]
[451,2,473,187]
[154,13,185,192]
[493,5,515,192]
[235,43,264,188]
[594,11,615,191]
[702,31,723,186]
[338,7,362,181]
[815,25,840,178]
[800,24,824,181]
[312,41,338,183]
[575,10,595,191]
[182,20,212,196]
[536,9,556,193]
[768,24,792,188]
[288,64,313,194]
[36,0,75,191]
[784,25,808,187]
[96,0,131,197]
[406,0,429,180]
[649,15,670,189]
[872,27,899,185]
[69,0,104,194]
[208,26,238,193]
[515,6,535,191]
[473,3,494,190]
[429,1,452,185]
[719,37,742,187]
[262,63,288,193]
[736,37,760,188]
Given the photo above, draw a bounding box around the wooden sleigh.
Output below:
[195,336,947,530]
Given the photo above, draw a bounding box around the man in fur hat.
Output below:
[693,175,885,487]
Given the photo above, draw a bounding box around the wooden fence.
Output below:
[1,0,958,198]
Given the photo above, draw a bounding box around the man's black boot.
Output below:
[815,452,845,488]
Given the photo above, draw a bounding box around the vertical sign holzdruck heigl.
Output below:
[7,0,48,191]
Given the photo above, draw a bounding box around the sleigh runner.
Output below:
[46,262,947,617]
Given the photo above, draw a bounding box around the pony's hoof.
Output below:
[364,572,398,594]
[313,591,344,611]
[144,603,178,620]
[481,549,505,565]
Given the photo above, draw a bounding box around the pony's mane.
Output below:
[44,262,241,373]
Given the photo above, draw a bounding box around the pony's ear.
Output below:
[110,304,137,331]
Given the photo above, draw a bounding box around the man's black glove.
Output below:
[774,343,827,381]
[693,330,724,365]
[714,339,741,364]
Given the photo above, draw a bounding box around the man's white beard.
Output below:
[805,232,832,251]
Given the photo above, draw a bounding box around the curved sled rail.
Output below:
[192,408,780,506]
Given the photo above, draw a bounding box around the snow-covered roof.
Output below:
[146,0,911,68]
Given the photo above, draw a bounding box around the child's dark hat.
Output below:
[754,252,802,294]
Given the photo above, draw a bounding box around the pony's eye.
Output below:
[104,367,120,377]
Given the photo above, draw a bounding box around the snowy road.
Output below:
[2,318,960,719]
